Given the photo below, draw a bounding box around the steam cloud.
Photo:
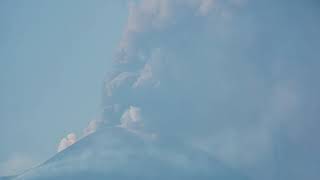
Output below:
[100,0,320,180]
[57,133,77,152]
[54,0,320,179]
[57,119,105,152]
[83,119,104,137]
[119,106,143,130]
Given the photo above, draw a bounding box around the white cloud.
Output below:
[118,106,157,140]
[57,119,105,153]
[83,119,104,137]
[119,106,143,131]
[57,133,77,152]
[56,118,106,153]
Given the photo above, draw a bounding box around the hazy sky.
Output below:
[1,0,320,179]
[0,0,127,175]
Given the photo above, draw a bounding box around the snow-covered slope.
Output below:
[13,127,249,180]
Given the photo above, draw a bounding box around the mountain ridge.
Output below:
[12,127,249,180]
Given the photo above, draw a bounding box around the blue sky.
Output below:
[0,0,127,174]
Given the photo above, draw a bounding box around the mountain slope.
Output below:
[13,127,249,180]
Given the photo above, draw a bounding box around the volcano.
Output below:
[10,126,249,180]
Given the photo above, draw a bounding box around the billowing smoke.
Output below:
[119,106,143,130]
[100,0,320,179]
[83,119,105,137]
[57,119,105,152]
[57,133,77,152]
[117,105,157,139]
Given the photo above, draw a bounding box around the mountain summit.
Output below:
[12,127,248,180]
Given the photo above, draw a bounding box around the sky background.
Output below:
[0,0,127,175]
[1,0,320,179]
